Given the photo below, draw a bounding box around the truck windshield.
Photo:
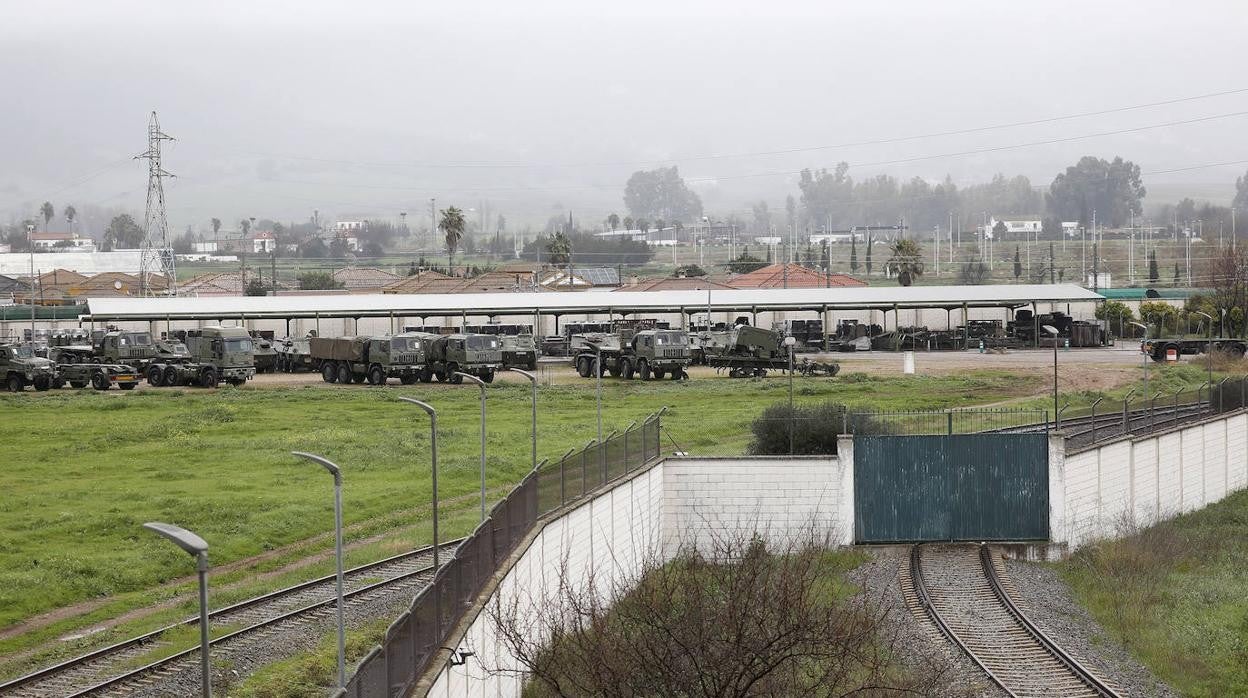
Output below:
[10,345,33,358]
[656,332,687,345]
[467,336,499,350]
[224,338,253,353]
[391,338,417,352]
[120,333,152,346]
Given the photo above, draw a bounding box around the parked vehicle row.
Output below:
[313,332,503,385]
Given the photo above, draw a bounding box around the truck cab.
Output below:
[187,327,257,386]
[1,343,57,392]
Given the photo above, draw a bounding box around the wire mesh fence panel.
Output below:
[536,460,562,514]
[348,647,384,698]
[560,451,583,506]
[385,612,415,697]
[606,432,626,481]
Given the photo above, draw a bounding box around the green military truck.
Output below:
[573,328,691,381]
[414,333,503,384]
[1,343,60,392]
[500,334,538,370]
[145,326,257,387]
[50,329,159,370]
[311,333,428,385]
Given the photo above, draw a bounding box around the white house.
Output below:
[30,232,96,252]
[192,240,218,254]
[251,230,276,254]
[987,218,1042,238]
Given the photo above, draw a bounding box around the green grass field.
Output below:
[0,371,1038,644]
[1057,489,1248,697]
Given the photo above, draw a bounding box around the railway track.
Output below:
[0,539,460,698]
[903,543,1120,698]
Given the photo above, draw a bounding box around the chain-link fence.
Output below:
[843,408,1048,435]
[332,410,663,698]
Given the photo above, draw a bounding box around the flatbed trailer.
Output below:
[1142,337,1248,362]
[707,355,788,378]
[57,363,142,390]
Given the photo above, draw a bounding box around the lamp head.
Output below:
[399,396,436,417]
[143,521,208,557]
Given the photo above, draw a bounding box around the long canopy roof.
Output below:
[82,284,1103,322]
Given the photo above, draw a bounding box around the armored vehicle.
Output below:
[573,328,691,381]
[311,333,427,385]
[416,333,502,384]
[1,343,59,392]
[145,326,256,387]
[251,332,278,373]
[276,335,315,372]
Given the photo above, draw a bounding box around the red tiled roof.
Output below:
[616,277,737,292]
[728,263,866,289]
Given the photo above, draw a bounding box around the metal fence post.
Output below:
[947,411,953,435]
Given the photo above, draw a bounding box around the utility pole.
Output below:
[1049,242,1056,284]
[429,198,436,253]
[136,112,177,297]
[27,223,35,343]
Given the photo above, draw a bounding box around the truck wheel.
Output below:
[148,366,165,386]
[400,374,417,385]
[33,375,51,391]
[200,368,218,388]
[91,372,110,391]
[322,363,337,383]
[369,366,386,386]
[70,380,87,389]
[575,356,589,378]
[621,359,634,379]
[527,357,537,371]
[654,368,666,380]
[482,368,495,384]
[119,382,137,390]
[164,365,180,386]
[6,374,25,392]
[670,368,684,381]
[638,359,651,381]
[52,376,65,389]
[420,367,433,383]
[337,363,351,385]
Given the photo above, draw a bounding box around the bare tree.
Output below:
[487,531,949,697]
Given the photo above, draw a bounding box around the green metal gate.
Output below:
[853,434,1049,543]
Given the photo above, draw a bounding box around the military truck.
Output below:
[500,334,538,370]
[145,326,257,387]
[1,343,60,392]
[50,329,159,370]
[415,333,503,384]
[701,325,790,378]
[573,328,691,381]
[276,334,315,372]
[311,333,428,385]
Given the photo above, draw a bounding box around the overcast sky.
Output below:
[2,0,1245,233]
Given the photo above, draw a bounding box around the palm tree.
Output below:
[240,218,251,238]
[40,202,54,233]
[886,238,925,286]
[623,216,635,231]
[606,213,620,231]
[64,205,77,235]
[439,206,466,273]
[211,217,222,238]
[546,231,572,266]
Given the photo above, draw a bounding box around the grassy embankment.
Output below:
[0,369,1036,677]
[1058,489,1248,697]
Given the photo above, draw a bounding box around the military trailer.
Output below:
[415,333,503,384]
[573,329,691,381]
[276,334,315,372]
[57,362,142,390]
[145,326,257,387]
[311,333,428,385]
[701,325,792,378]
[1,343,61,391]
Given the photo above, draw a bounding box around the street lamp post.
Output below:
[399,397,439,568]
[507,368,539,471]
[454,372,489,521]
[785,336,796,454]
[291,452,346,689]
[143,522,211,698]
[1129,321,1149,399]
[1043,325,1059,429]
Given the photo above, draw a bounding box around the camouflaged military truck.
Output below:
[573,328,691,380]
[311,333,428,385]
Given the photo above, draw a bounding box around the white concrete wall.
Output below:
[426,463,665,698]
[660,456,851,554]
[1052,411,1248,549]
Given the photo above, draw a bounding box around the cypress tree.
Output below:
[1013,246,1022,279]
[865,234,873,274]
[1148,250,1159,283]
[850,235,859,272]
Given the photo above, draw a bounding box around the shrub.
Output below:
[747,401,893,455]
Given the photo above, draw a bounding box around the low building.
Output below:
[251,231,277,254]
[987,218,1042,238]
[192,240,219,254]
[728,263,866,289]
[332,267,401,292]
[30,231,96,252]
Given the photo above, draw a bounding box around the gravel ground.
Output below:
[849,547,1005,698]
[1004,559,1177,698]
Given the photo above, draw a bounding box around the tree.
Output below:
[606,213,620,231]
[546,231,572,265]
[752,200,771,234]
[102,214,144,250]
[438,206,466,272]
[1045,155,1145,227]
[1235,168,1248,212]
[885,238,924,286]
[40,202,54,233]
[1173,262,1182,286]
[622,216,635,231]
[1041,216,1062,240]
[820,239,830,270]
[1148,249,1159,283]
[638,219,650,234]
[992,219,1007,240]
[297,271,343,290]
[1140,301,1178,336]
[244,279,268,296]
[521,231,652,266]
[785,195,797,238]
[960,257,990,285]
[240,218,251,239]
[622,166,703,222]
[865,234,873,275]
[173,228,196,254]
[64,205,77,234]
[211,217,222,237]
[1013,246,1022,279]
[674,264,707,277]
[849,235,859,272]
[298,237,328,258]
